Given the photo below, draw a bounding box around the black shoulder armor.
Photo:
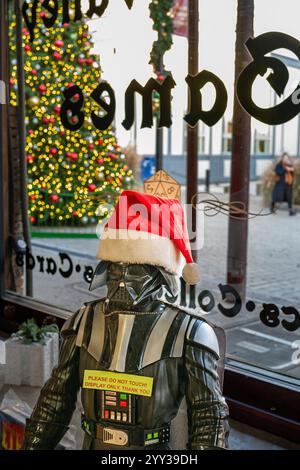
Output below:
[61,304,88,337]
[186,317,220,358]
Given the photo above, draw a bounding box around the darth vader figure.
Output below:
[23,191,229,450]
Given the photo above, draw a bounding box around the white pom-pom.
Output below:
[182,263,200,285]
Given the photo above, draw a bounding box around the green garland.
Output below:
[149,0,174,74]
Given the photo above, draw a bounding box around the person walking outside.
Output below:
[271,153,296,216]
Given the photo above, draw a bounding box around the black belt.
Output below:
[81,415,170,447]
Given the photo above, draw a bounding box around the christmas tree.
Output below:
[9,2,134,227]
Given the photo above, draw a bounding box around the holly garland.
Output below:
[149,0,174,75]
[149,0,175,119]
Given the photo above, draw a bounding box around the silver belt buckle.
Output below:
[103,428,129,446]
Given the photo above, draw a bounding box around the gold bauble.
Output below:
[27,96,40,108]
[69,8,76,20]
[95,172,105,182]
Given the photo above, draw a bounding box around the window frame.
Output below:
[0,0,10,300]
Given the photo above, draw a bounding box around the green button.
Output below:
[146,433,152,440]
[153,432,159,438]
[120,394,127,400]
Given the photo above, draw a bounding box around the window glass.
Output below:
[5,0,300,384]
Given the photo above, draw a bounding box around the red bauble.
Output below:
[24,44,31,52]
[53,51,62,61]
[42,117,50,124]
[98,138,103,146]
[9,78,15,86]
[67,152,78,162]
[88,143,94,150]
[39,84,46,93]
[73,210,79,217]
[26,155,34,164]
[72,93,80,101]
[31,195,37,201]
[60,130,65,137]
[50,148,58,155]
[31,69,38,75]
[86,58,93,66]
[68,82,75,88]
[49,194,59,203]
[109,153,118,160]
[157,74,165,82]
[28,129,34,135]
[54,40,64,48]
[78,58,85,66]
[40,11,46,18]
[96,158,104,165]
[30,216,37,224]
[88,184,97,193]
[49,117,55,123]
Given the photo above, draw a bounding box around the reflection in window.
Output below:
[254,130,270,154]
[222,119,232,154]
[4,0,300,386]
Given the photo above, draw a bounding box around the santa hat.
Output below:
[97,190,200,285]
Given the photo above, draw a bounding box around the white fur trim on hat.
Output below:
[97,228,185,276]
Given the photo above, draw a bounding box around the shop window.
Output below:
[222,120,232,154]
[198,122,206,154]
[182,122,206,155]
[254,131,270,154]
[1,0,300,398]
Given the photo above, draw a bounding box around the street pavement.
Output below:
[27,194,300,381]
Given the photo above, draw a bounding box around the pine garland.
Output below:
[149,0,174,74]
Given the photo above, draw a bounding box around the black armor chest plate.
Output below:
[78,301,190,372]
[78,301,190,428]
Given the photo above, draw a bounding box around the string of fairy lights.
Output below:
[9,1,133,226]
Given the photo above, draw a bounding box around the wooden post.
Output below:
[156,125,164,170]
[15,0,33,296]
[186,0,199,260]
[227,0,254,299]
[156,56,164,171]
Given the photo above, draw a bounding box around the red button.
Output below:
[104,410,109,419]
[120,401,127,408]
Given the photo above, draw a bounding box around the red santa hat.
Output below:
[97,190,200,285]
